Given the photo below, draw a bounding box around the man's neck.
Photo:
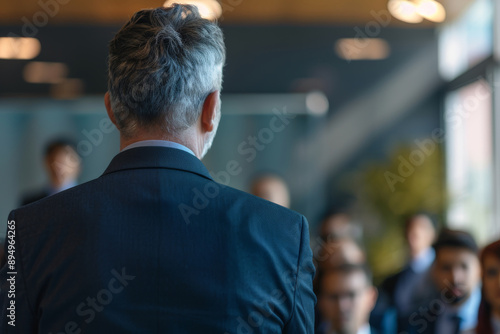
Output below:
[119,127,203,158]
[49,179,77,194]
[409,247,435,273]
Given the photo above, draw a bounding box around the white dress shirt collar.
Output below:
[327,324,371,334]
[410,247,435,273]
[357,324,371,334]
[122,140,195,156]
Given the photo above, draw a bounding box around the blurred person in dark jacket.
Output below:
[409,228,481,334]
[372,213,436,332]
[20,138,81,206]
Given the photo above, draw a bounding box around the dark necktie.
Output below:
[450,314,462,334]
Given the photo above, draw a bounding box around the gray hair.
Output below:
[108,5,225,137]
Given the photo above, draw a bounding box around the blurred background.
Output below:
[0,0,498,281]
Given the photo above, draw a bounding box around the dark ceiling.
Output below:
[0,23,436,111]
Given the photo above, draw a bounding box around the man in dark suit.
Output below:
[0,5,316,333]
[408,229,481,334]
[316,263,378,334]
[371,213,436,332]
[21,138,81,206]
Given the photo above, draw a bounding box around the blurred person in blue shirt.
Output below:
[372,213,436,332]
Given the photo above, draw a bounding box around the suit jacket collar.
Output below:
[102,146,213,181]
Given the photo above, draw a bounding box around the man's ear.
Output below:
[104,92,117,126]
[201,91,219,133]
[368,286,379,311]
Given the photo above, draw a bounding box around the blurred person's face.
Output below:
[45,146,81,187]
[482,253,500,317]
[316,239,365,271]
[320,214,352,242]
[318,270,377,334]
[251,177,290,208]
[406,215,435,258]
[432,247,480,305]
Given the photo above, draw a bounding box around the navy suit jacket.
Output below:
[0,146,316,333]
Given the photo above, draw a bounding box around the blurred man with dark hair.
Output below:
[410,228,481,334]
[0,5,315,333]
[314,213,366,334]
[317,264,378,334]
[21,138,81,205]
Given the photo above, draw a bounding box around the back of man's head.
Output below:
[108,5,226,138]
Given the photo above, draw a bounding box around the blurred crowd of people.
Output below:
[251,177,499,334]
[313,212,500,334]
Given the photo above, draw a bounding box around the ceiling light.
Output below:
[417,0,446,22]
[163,0,222,20]
[306,91,329,116]
[388,0,446,24]
[335,38,390,61]
[388,0,423,23]
[0,37,41,60]
[23,62,68,84]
